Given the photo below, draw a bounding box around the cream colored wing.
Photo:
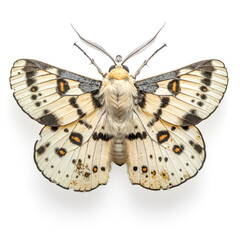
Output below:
[127,112,205,190]
[135,60,228,126]
[34,111,112,191]
[10,59,102,126]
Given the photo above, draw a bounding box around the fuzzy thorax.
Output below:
[107,67,129,80]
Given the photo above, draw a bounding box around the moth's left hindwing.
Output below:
[10,59,110,191]
[10,59,102,126]
[135,60,228,126]
[35,113,112,191]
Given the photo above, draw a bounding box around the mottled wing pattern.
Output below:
[35,112,113,191]
[127,112,205,189]
[135,60,228,126]
[10,59,102,126]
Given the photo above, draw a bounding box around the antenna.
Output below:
[122,23,166,64]
[71,24,116,65]
[133,43,167,79]
[73,42,105,77]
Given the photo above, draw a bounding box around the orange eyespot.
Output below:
[71,136,81,143]
[84,172,90,178]
[93,166,98,173]
[159,134,168,142]
[142,166,148,173]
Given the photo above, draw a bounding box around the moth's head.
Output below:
[107,55,130,80]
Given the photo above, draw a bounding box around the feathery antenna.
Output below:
[133,43,167,79]
[71,24,116,65]
[122,23,166,64]
[73,42,105,77]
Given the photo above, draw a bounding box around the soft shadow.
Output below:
[127,172,205,214]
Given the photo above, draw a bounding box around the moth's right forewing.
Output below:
[135,60,228,126]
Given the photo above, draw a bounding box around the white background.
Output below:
[1,0,239,239]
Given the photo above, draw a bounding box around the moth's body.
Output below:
[9,30,228,191]
[102,68,137,165]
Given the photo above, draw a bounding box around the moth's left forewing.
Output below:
[10,59,102,126]
[135,60,228,126]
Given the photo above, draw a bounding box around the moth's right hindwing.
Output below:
[10,59,102,126]
[127,112,205,190]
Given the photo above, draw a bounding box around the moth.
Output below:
[10,26,228,191]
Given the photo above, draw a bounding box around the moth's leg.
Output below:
[74,42,106,78]
[132,43,167,80]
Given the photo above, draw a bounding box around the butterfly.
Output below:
[9,26,228,191]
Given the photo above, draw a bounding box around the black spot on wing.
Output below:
[31,94,37,100]
[147,96,170,127]
[23,65,37,86]
[51,126,58,132]
[201,78,211,86]
[36,146,45,155]
[79,120,92,129]
[137,91,146,108]
[133,166,138,171]
[38,113,59,126]
[69,97,79,108]
[77,109,86,118]
[189,140,203,154]
[93,132,113,141]
[160,97,170,108]
[26,77,36,87]
[201,71,213,79]
[126,132,147,140]
[194,144,203,154]
[182,111,202,126]
[147,109,162,127]
[91,90,102,108]
[201,94,207,100]
[197,101,204,107]
[35,101,41,107]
